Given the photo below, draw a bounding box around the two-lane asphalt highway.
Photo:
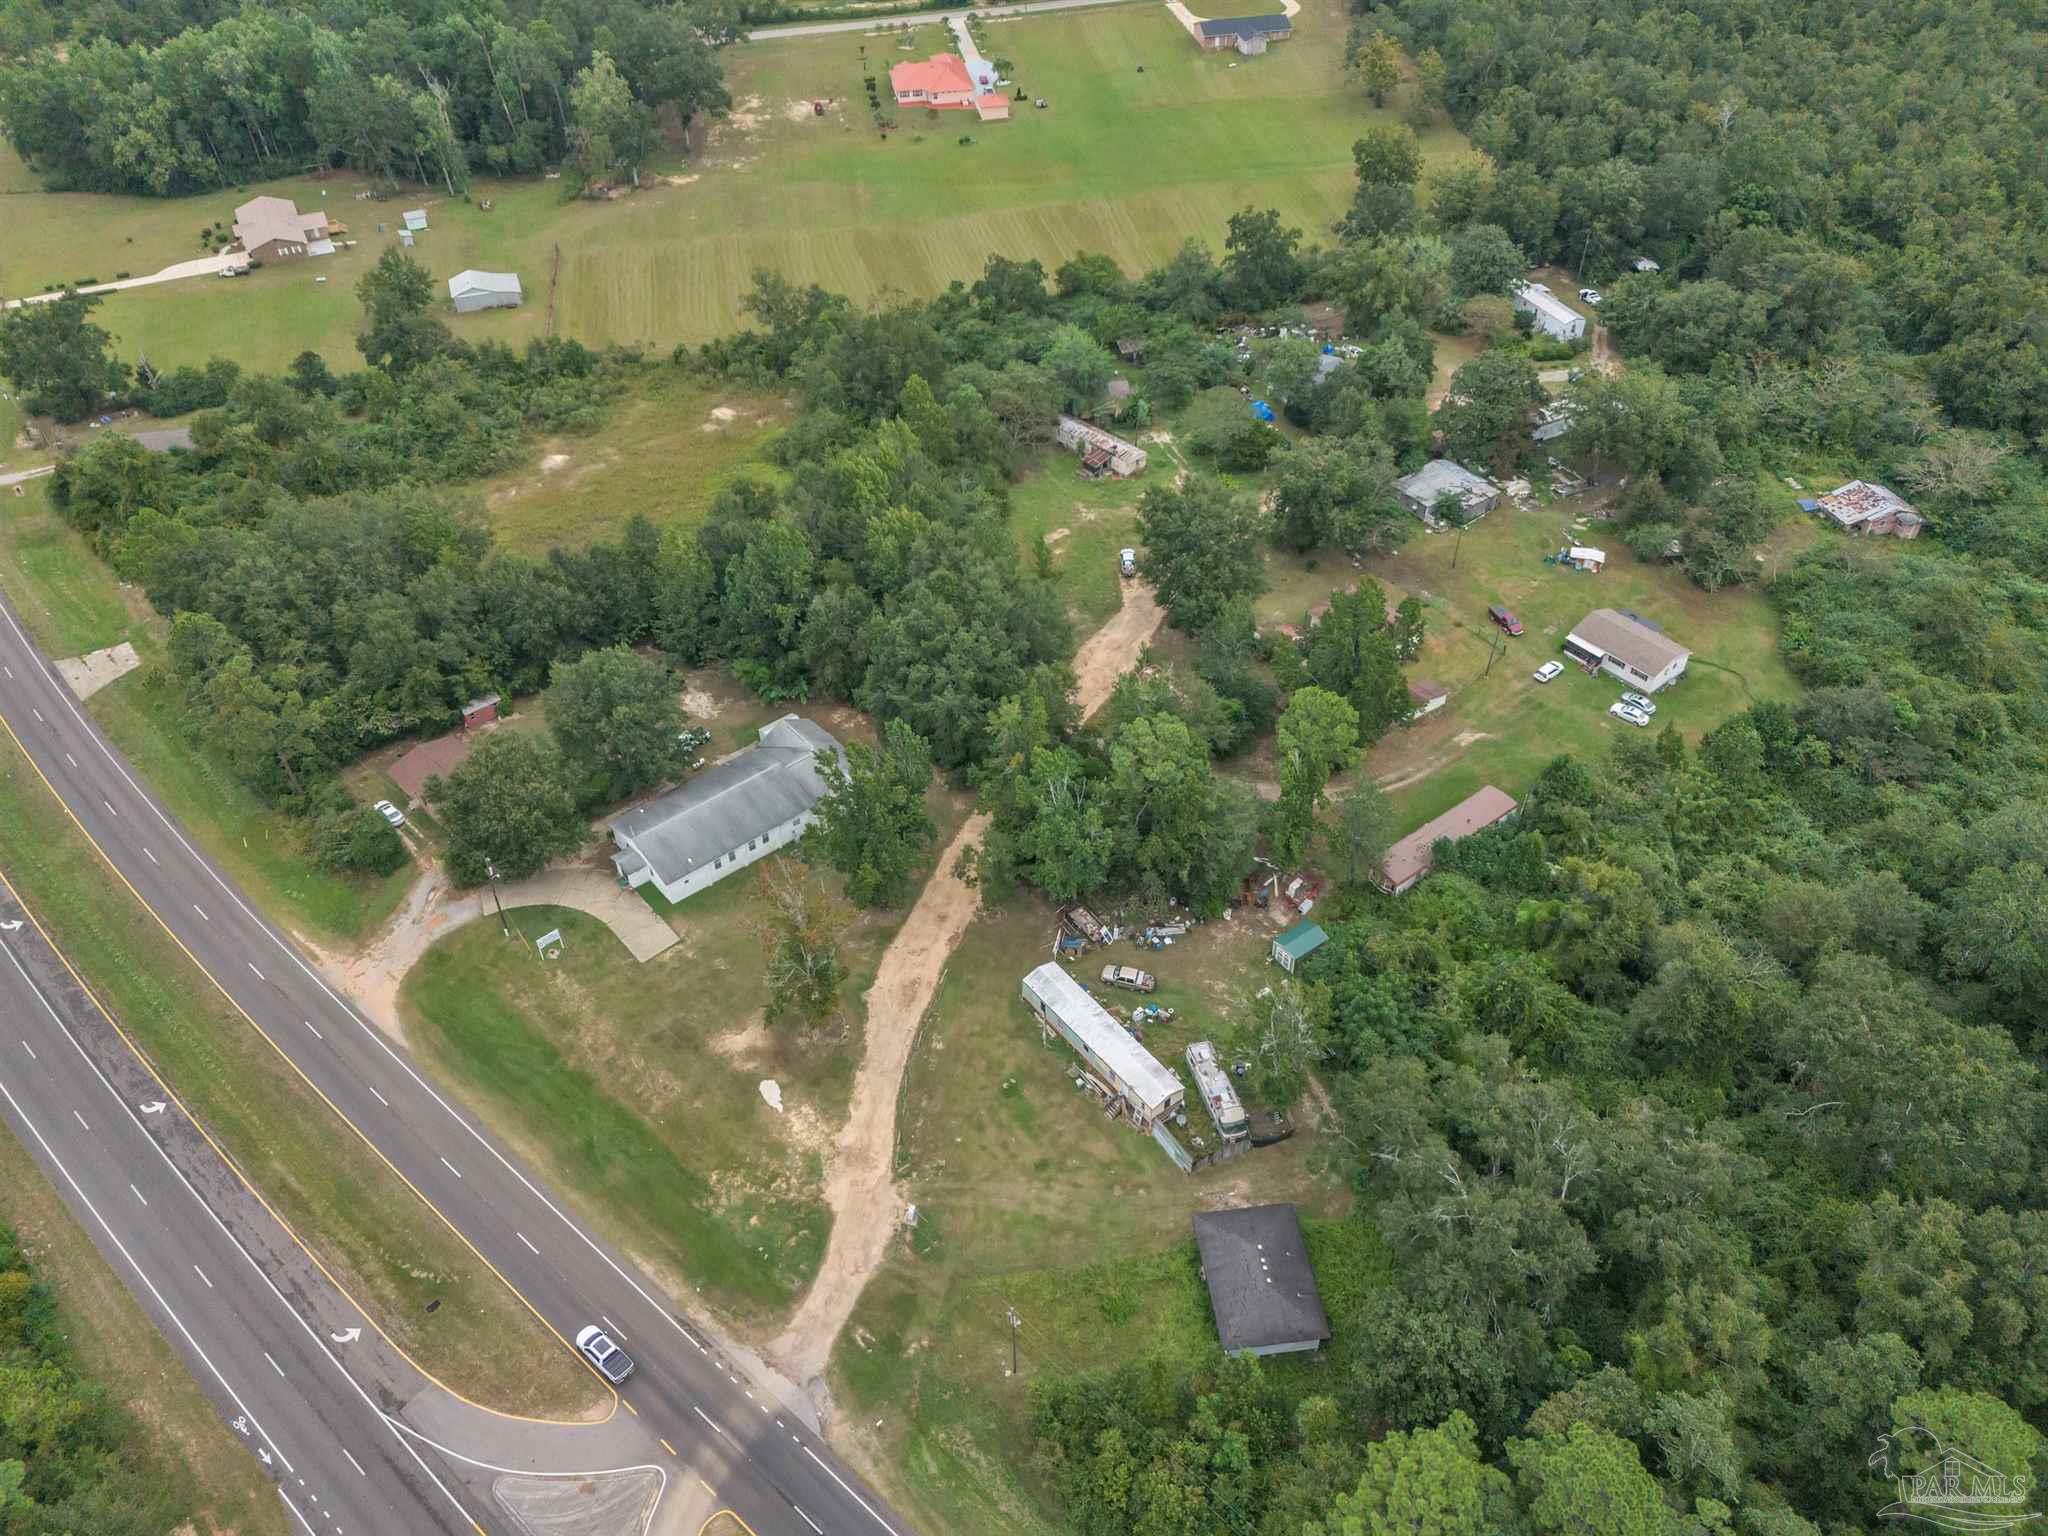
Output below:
[0,882,468,1536]
[0,589,909,1536]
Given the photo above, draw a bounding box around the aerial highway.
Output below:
[0,586,911,1536]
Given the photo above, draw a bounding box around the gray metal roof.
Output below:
[449,270,521,296]
[608,716,842,886]
[1192,1204,1330,1354]
[1395,458,1498,504]
[1568,608,1690,675]
[1022,963,1185,1117]
[1199,14,1292,36]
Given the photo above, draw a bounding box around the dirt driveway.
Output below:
[770,582,1163,1393]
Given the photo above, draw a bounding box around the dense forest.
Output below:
[0,1221,201,1533]
[0,0,733,193]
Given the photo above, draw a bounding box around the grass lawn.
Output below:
[0,1130,288,1536]
[829,897,1361,1530]
[398,730,968,1332]
[477,370,789,553]
[0,748,598,1419]
[9,0,1453,373]
[1257,494,1800,826]
[1008,452,1151,631]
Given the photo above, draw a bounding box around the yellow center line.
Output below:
[698,1479,718,1499]
[622,1397,638,1416]
[660,1436,678,1456]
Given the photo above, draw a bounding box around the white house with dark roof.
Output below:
[1563,608,1690,693]
[606,715,843,904]
[1513,281,1586,342]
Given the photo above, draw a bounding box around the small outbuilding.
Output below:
[1394,459,1500,530]
[1270,919,1328,974]
[1512,281,1586,343]
[460,694,501,729]
[1406,679,1448,718]
[448,270,522,313]
[1815,480,1921,538]
[1377,785,1519,895]
[1192,1204,1330,1357]
[1564,545,1606,571]
[401,208,429,233]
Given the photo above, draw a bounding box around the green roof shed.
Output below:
[1271,919,1328,974]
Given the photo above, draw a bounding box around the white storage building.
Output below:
[1021,963,1184,1129]
[449,270,522,313]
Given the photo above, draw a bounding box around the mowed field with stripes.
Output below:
[4,0,1464,369]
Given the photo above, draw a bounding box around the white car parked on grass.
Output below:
[1579,288,1604,306]
[373,799,405,827]
[1609,702,1652,728]
[1619,690,1658,715]
[1532,661,1564,684]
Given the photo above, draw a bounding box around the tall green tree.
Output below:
[1136,476,1269,633]
[429,731,586,886]
[1310,1413,1515,1536]
[354,248,447,374]
[0,290,125,420]
[544,645,688,806]
[807,719,935,908]
[1273,686,1360,865]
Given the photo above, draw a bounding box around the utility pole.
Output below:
[485,860,510,938]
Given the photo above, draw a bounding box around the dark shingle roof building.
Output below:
[1192,1204,1331,1357]
[608,715,843,904]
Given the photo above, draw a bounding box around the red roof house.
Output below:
[891,54,977,107]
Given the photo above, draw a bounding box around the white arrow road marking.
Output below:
[0,920,20,932]
[140,1100,166,1114]
[329,1327,361,1344]
[257,1448,272,1467]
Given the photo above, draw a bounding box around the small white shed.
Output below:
[401,208,429,233]
[449,270,523,313]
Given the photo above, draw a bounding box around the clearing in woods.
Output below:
[0,0,1464,372]
[770,578,1165,1388]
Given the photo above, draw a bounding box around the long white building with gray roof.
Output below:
[607,715,843,905]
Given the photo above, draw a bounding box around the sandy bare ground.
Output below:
[1071,580,1165,723]
[769,582,1163,1393]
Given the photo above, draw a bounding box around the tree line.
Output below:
[0,0,733,197]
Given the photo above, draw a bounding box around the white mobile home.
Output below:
[1513,282,1586,343]
[1563,607,1690,693]
[1022,964,1185,1129]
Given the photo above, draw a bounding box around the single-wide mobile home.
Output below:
[1513,281,1586,343]
[1022,963,1184,1129]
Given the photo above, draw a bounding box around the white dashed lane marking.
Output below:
[193,1264,213,1289]
[72,1109,87,1129]
[64,752,76,767]
[302,1020,323,1042]
[439,1157,461,1179]
[516,1232,538,1255]
[130,1183,147,1206]
[193,904,208,921]
[143,848,158,865]
[266,1351,285,1378]
[366,1084,387,1107]
[343,1448,366,1476]
[19,1040,33,1060]
[248,962,265,981]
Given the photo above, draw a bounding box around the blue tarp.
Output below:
[1796,498,1820,513]
[1251,400,1276,422]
